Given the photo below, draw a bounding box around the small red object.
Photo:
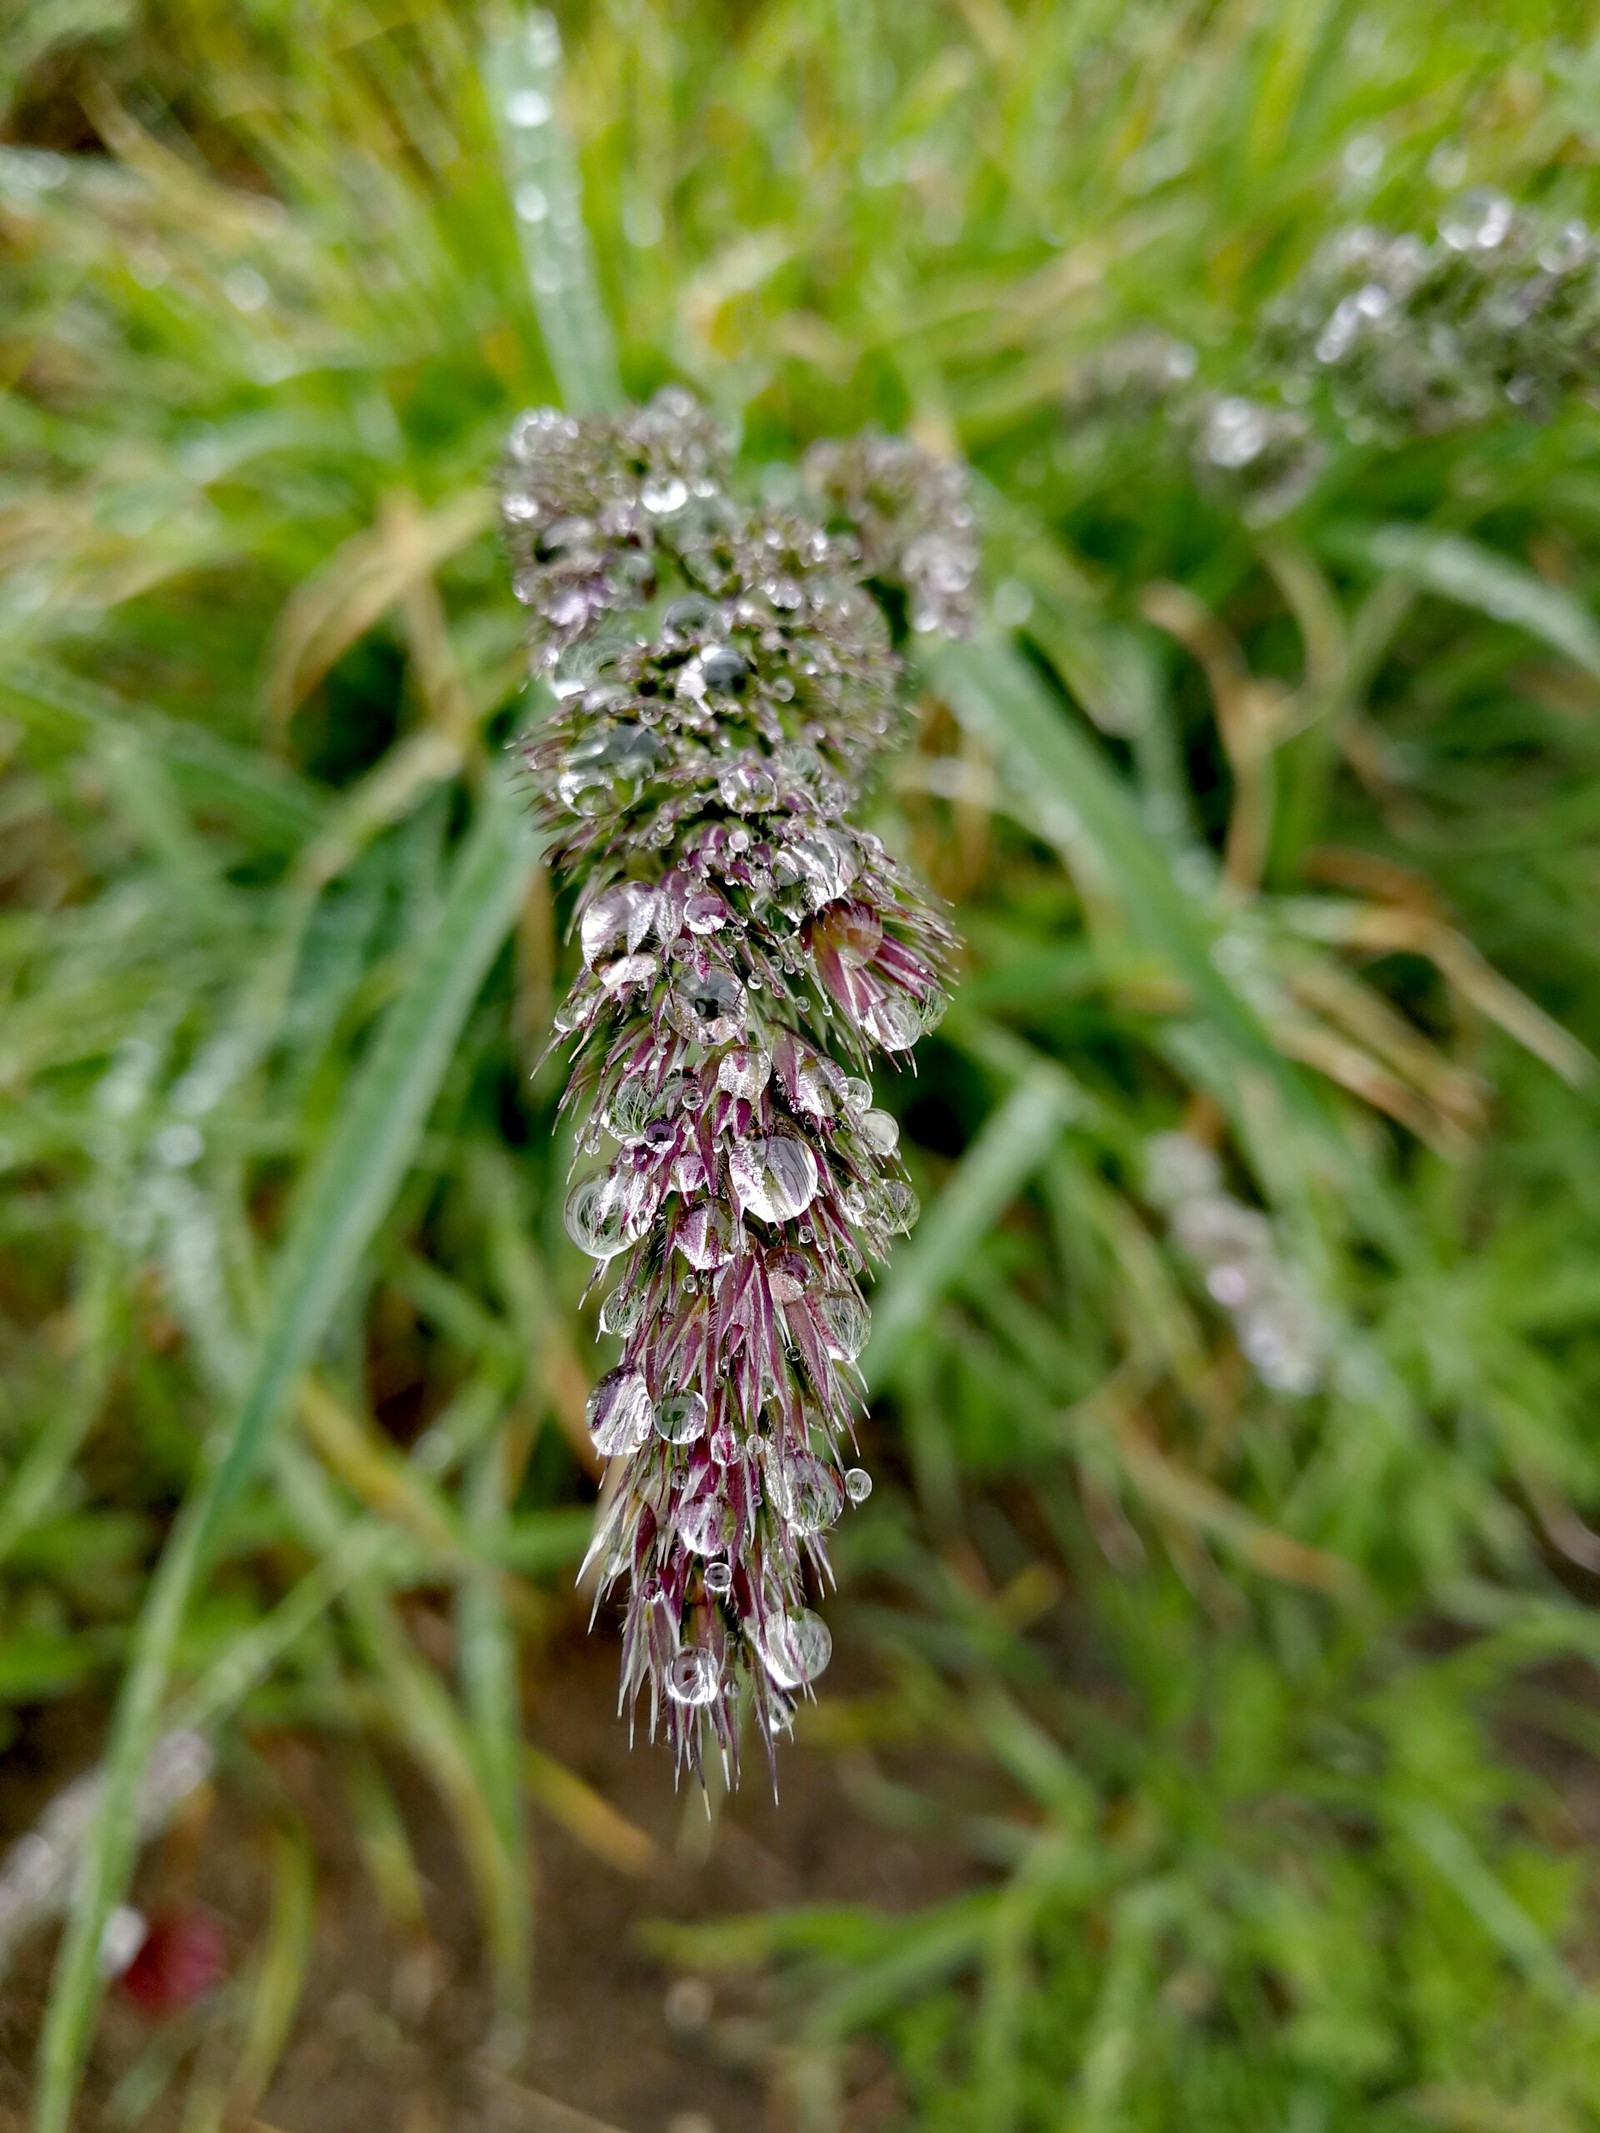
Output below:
[117,1909,228,2018]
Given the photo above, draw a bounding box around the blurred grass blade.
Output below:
[1332,524,1600,681]
[35,776,537,2133]
[1394,1802,1577,2008]
[863,1072,1068,1390]
[922,640,1324,1119]
[225,1823,317,2126]
[460,1434,533,2057]
[485,13,621,413]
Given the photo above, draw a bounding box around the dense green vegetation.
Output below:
[5,1,1600,2125]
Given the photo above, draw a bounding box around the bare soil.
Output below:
[0,1625,973,2133]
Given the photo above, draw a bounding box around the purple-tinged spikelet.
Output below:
[499,390,976,1779]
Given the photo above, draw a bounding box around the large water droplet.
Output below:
[586,1368,654,1457]
[862,989,923,1051]
[844,1467,873,1504]
[599,1282,648,1337]
[758,1607,832,1690]
[717,1046,772,1101]
[665,1646,721,1706]
[765,1449,845,1535]
[819,1290,870,1362]
[699,644,747,693]
[678,1490,736,1555]
[841,1075,872,1115]
[784,827,856,906]
[704,1560,734,1596]
[729,1137,819,1225]
[670,968,745,1045]
[684,890,729,934]
[718,759,777,814]
[656,1390,708,1444]
[565,1172,631,1259]
[581,880,657,966]
[858,1108,899,1157]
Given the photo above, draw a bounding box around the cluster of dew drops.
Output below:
[499,389,976,1779]
[1047,188,1600,525]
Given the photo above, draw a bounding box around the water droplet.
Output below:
[586,1368,654,1457]
[656,1390,708,1444]
[718,758,777,813]
[670,968,745,1046]
[642,475,688,515]
[564,1171,631,1259]
[1439,186,1513,252]
[758,1607,832,1690]
[717,1046,772,1101]
[765,1449,845,1535]
[700,643,747,693]
[844,1467,873,1504]
[665,1646,721,1706]
[709,1424,740,1464]
[599,1283,648,1337]
[819,1290,870,1361]
[862,989,923,1051]
[729,1137,819,1225]
[858,1108,899,1157]
[704,1560,734,1596]
[841,1076,872,1114]
[678,1490,735,1555]
[581,880,657,966]
[684,891,729,934]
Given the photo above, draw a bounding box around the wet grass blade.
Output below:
[34,776,537,2133]
[485,12,621,414]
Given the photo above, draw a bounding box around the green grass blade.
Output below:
[34,774,537,2133]
[863,1072,1069,1391]
[1330,523,1600,682]
[485,12,622,413]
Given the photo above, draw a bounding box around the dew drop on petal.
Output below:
[656,1390,708,1443]
[679,1491,736,1555]
[704,1560,734,1596]
[858,1108,900,1157]
[758,1608,832,1691]
[599,1282,648,1337]
[665,1646,721,1706]
[765,1449,845,1535]
[642,475,688,516]
[863,989,924,1051]
[586,1368,655,1457]
[841,1076,872,1114]
[565,1171,630,1259]
[717,1046,772,1100]
[729,1137,819,1225]
[670,968,745,1045]
[819,1289,870,1362]
[844,1467,873,1504]
[581,881,657,967]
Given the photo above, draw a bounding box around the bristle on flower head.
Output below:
[500,389,974,1780]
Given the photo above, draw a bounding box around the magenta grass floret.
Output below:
[500,391,975,1777]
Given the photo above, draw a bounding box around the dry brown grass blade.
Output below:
[1268,1015,1460,1147]
[1097,1393,1363,1600]
[524,1744,657,1876]
[1302,902,1593,1087]
[1139,580,1288,892]
[264,488,493,734]
[1277,950,1487,1134]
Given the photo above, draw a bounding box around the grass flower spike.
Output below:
[500,391,975,1777]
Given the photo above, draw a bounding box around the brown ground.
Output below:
[0,1627,974,2133]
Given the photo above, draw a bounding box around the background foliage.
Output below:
[5,1,1600,2127]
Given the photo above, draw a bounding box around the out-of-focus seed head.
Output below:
[500,389,974,1780]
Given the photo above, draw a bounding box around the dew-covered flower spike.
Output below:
[499,388,974,1781]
